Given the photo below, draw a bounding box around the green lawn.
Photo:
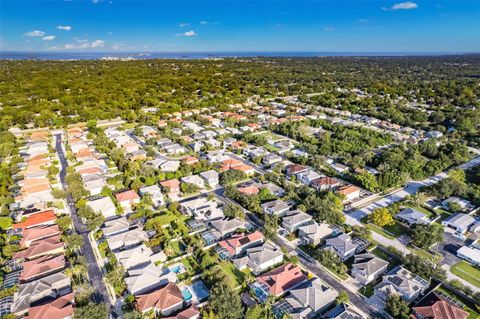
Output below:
[367,222,407,239]
[264,144,280,153]
[435,286,480,319]
[359,282,375,297]
[219,261,245,288]
[410,247,441,262]
[451,261,480,288]
[405,205,433,217]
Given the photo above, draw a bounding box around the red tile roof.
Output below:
[218,231,264,255]
[115,190,140,203]
[412,293,469,319]
[164,306,200,319]
[20,255,65,282]
[13,211,56,230]
[25,292,74,319]
[257,263,307,296]
[14,235,63,260]
[311,177,340,187]
[237,185,259,195]
[136,282,183,313]
[337,185,360,195]
[184,156,199,165]
[160,179,180,190]
[21,225,61,247]
[286,164,307,175]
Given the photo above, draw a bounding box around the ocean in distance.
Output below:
[0,51,463,60]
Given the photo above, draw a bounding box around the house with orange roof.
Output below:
[22,183,51,195]
[218,231,264,256]
[20,225,61,248]
[158,120,168,128]
[337,185,361,202]
[25,292,74,319]
[75,148,94,159]
[237,185,259,195]
[169,118,183,124]
[13,211,56,230]
[20,255,65,283]
[13,235,64,261]
[411,291,469,319]
[183,156,199,166]
[164,306,200,319]
[30,131,49,142]
[254,263,308,297]
[160,179,181,196]
[136,282,184,315]
[115,190,140,212]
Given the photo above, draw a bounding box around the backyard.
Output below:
[450,261,480,289]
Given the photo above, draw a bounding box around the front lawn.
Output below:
[405,205,433,217]
[367,221,408,239]
[451,261,480,288]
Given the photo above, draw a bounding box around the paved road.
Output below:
[214,189,388,319]
[347,156,480,223]
[55,134,113,308]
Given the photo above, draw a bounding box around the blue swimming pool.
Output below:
[182,287,193,301]
[170,264,185,274]
[191,280,210,301]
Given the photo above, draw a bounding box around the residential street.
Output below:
[54,134,113,309]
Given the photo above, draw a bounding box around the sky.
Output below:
[0,0,479,53]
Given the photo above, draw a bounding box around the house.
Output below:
[442,213,476,234]
[179,197,224,221]
[160,160,181,172]
[254,182,285,197]
[13,211,56,230]
[13,235,64,261]
[374,266,430,302]
[24,292,74,319]
[456,245,480,266]
[311,177,341,191]
[125,263,177,295]
[218,231,264,256]
[273,278,338,319]
[298,222,333,246]
[233,243,284,274]
[325,234,359,262]
[181,175,205,189]
[106,228,148,252]
[20,225,61,247]
[184,156,199,166]
[281,210,313,233]
[261,199,291,217]
[115,190,140,213]
[188,141,204,153]
[254,263,308,297]
[322,303,362,319]
[87,197,117,219]
[410,292,469,319]
[286,164,308,177]
[136,282,184,315]
[20,255,65,283]
[297,170,323,186]
[139,185,165,207]
[210,218,245,237]
[331,163,350,174]
[337,185,361,202]
[11,272,71,317]
[114,244,166,271]
[263,153,283,166]
[396,208,430,226]
[164,306,200,319]
[351,253,389,285]
[220,158,255,175]
[237,185,259,195]
[442,197,475,212]
[82,174,106,195]
[102,217,130,237]
[199,170,219,187]
[160,179,181,196]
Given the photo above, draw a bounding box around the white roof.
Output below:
[87,197,117,218]
[457,246,480,263]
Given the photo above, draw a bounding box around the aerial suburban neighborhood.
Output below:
[0,89,479,319]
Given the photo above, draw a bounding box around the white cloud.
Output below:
[91,40,105,48]
[25,30,45,37]
[42,35,56,41]
[177,30,197,37]
[57,25,72,31]
[323,27,335,32]
[383,1,418,10]
[179,23,189,27]
[200,21,208,25]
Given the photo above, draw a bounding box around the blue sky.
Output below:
[1,0,479,53]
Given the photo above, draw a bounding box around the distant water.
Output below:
[0,51,460,60]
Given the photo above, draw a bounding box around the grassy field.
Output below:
[451,261,480,288]
[367,222,408,239]
[219,261,245,289]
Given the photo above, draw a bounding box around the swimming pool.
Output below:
[169,263,186,274]
[182,287,193,301]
